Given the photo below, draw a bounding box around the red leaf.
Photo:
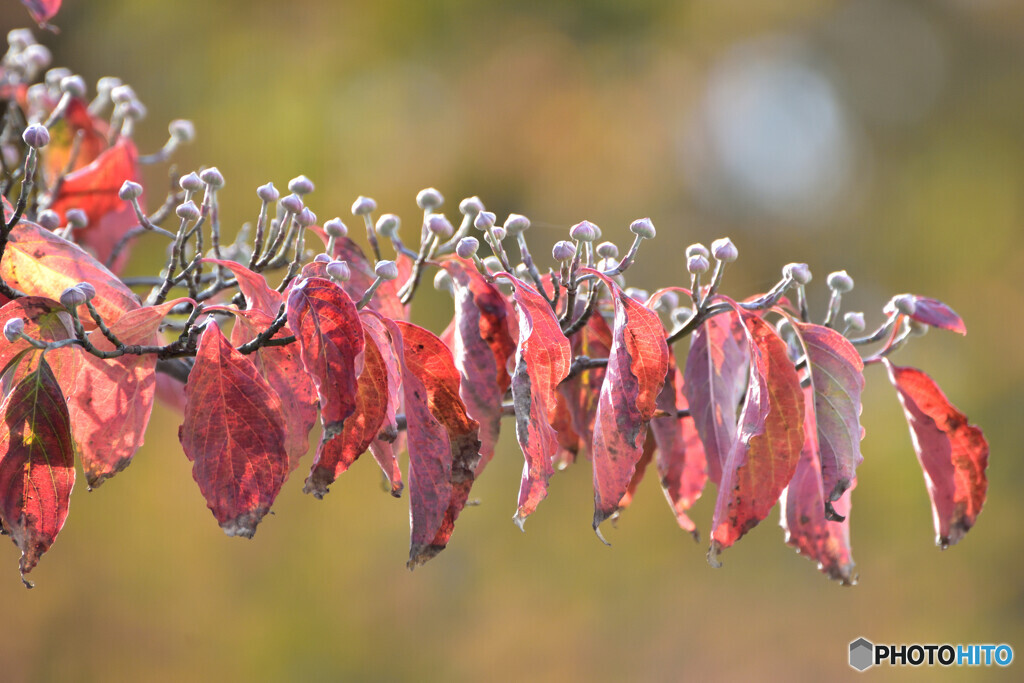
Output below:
[227,309,317,471]
[0,297,76,379]
[178,321,289,537]
[441,258,516,475]
[651,351,707,538]
[780,387,857,584]
[791,321,864,519]
[586,269,669,537]
[20,0,61,25]
[0,357,74,587]
[50,138,142,272]
[43,98,107,179]
[203,259,283,317]
[286,277,363,437]
[66,298,193,488]
[904,296,967,336]
[683,308,748,485]
[0,216,140,321]
[361,312,404,496]
[303,321,391,498]
[380,318,482,566]
[709,309,804,565]
[884,361,988,547]
[493,273,572,528]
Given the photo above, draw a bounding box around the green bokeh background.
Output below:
[1,0,1022,680]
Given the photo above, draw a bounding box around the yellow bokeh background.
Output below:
[1,0,1022,680]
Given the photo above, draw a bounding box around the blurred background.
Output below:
[2,0,1022,680]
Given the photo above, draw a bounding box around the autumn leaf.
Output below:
[441,258,515,476]
[20,0,62,26]
[683,307,748,485]
[49,137,142,272]
[66,298,193,488]
[328,237,410,321]
[585,269,669,538]
[0,356,74,587]
[650,350,707,539]
[361,311,404,496]
[303,321,391,499]
[493,272,572,529]
[780,387,857,585]
[901,296,967,336]
[0,216,140,321]
[559,307,613,464]
[709,307,804,566]
[0,297,77,381]
[790,321,864,520]
[203,258,283,317]
[43,98,107,180]
[884,361,988,548]
[178,321,289,537]
[286,277,363,439]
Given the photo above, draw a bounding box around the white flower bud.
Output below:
[169,119,195,143]
[256,181,279,202]
[22,123,49,149]
[711,237,738,263]
[60,75,87,99]
[199,167,224,189]
[552,240,576,261]
[426,213,454,240]
[504,214,530,235]
[687,254,710,275]
[433,269,454,294]
[326,260,352,282]
[37,210,60,230]
[843,312,865,332]
[279,193,304,215]
[375,214,400,238]
[473,211,496,231]
[459,196,484,217]
[595,241,618,259]
[416,187,444,211]
[324,218,347,238]
[118,180,143,201]
[827,270,854,293]
[176,200,201,222]
[288,175,315,196]
[569,220,598,242]
[375,260,399,281]
[783,263,813,285]
[629,217,656,240]
[686,243,709,259]
[351,196,377,216]
[66,208,88,228]
[3,318,25,342]
[180,172,204,193]
[456,236,479,259]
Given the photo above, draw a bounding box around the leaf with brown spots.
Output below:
[0,356,74,587]
[884,361,988,548]
[178,321,289,537]
[493,272,572,529]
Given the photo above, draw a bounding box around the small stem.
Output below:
[358,276,385,310]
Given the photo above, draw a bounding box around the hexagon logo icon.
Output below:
[849,637,874,671]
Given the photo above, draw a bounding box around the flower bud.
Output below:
[7,29,35,51]
[76,282,96,301]
[685,243,709,259]
[459,196,484,217]
[3,318,25,343]
[596,241,618,259]
[426,213,454,240]
[711,237,738,263]
[169,119,195,143]
[473,210,496,231]
[416,187,444,211]
[625,287,649,302]
[326,260,351,282]
[110,84,135,105]
[22,123,49,149]
[433,269,454,294]
[687,254,710,275]
[515,263,530,279]
[313,253,331,264]
[180,172,203,193]
[783,262,812,285]
[827,270,854,293]
[456,236,479,259]
[60,74,87,99]
[96,76,122,96]
[288,175,314,195]
[118,180,143,201]
[843,311,865,332]
[120,100,146,121]
[45,67,71,90]
[629,217,656,240]
[199,166,224,189]
[279,193,304,215]
[489,225,507,242]
[376,214,400,238]
[569,220,598,242]
[597,257,619,272]
[552,240,576,261]
[256,181,279,202]
[23,44,51,71]
[37,210,60,231]
[909,319,929,337]
[176,200,201,222]
[66,208,88,228]
[296,207,317,227]
[324,218,348,238]
[671,307,694,326]
[351,196,377,216]
[657,291,680,311]
[482,256,503,272]
[375,260,399,281]
[504,213,530,235]
[59,285,88,310]
[889,294,917,316]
